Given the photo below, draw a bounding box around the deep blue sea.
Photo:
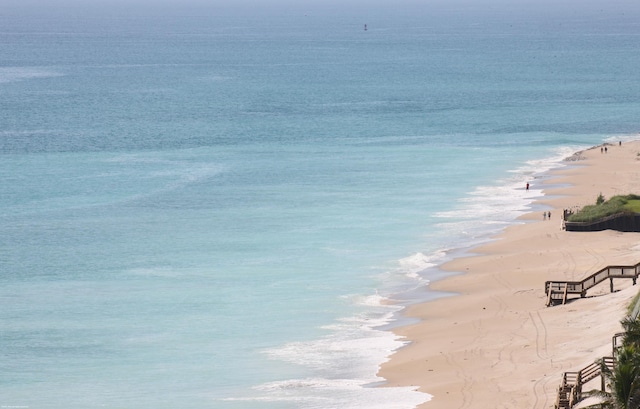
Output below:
[2,1,640,408]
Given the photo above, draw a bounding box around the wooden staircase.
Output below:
[547,282,570,306]
[554,357,615,409]
[545,263,639,306]
[555,371,578,409]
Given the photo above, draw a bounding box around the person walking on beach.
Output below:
[526,182,529,191]
[543,212,547,220]
[548,211,551,219]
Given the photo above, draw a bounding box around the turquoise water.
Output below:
[2,1,640,408]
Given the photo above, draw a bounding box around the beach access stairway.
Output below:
[555,356,616,409]
[553,300,640,408]
[545,263,640,306]
[554,333,631,409]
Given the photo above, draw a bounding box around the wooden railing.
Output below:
[613,332,625,355]
[545,263,640,306]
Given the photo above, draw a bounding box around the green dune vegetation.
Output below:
[567,194,640,223]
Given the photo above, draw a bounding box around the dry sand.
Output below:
[379,140,640,409]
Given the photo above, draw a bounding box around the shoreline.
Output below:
[379,140,640,408]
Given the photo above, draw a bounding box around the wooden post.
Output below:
[610,277,614,293]
[576,373,582,402]
[569,385,575,407]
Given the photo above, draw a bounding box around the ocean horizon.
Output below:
[2,1,640,408]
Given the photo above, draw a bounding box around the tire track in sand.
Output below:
[443,351,474,409]
[528,311,549,360]
[585,248,606,274]
[489,273,522,374]
[531,375,553,409]
[559,249,577,281]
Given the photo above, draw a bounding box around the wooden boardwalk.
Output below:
[545,263,640,306]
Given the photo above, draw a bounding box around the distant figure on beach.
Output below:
[543,212,547,220]
[620,141,622,146]
[548,211,551,219]
[526,182,529,191]
[601,147,604,153]
[605,146,608,153]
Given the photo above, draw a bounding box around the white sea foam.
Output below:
[267,312,403,374]
[604,134,640,144]
[224,377,429,408]
[398,252,439,278]
[350,292,388,307]
[385,250,447,285]
[362,248,452,310]
[434,146,587,246]
[252,297,430,408]
[240,377,430,409]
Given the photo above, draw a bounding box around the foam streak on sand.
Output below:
[380,140,640,408]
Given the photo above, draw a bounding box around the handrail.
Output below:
[579,362,601,383]
[613,332,625,355]
[569,385,578,408]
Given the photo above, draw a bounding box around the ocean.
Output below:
[2,1,640,408]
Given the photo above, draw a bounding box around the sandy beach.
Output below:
[380,140,640,408]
